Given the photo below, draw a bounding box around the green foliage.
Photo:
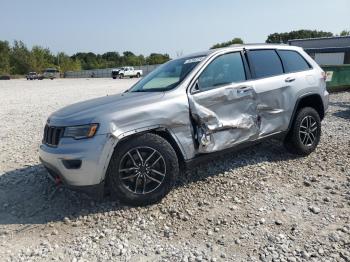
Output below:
[210,38,244,49]
[71,51,168,71]
[0,40,170,75]
[266,30,333,43]
[9,41,32,75]
[146,53,170,65]
[57,52,81,73]
[0,40,10,74]
[340,30,350,36]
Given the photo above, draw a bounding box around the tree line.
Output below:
[210,29,350,49]
[0,40,170,75]
[1,29,349,75]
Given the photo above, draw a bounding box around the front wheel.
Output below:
[284,107,321,156]
[119,74,124,79]
[106,133,179,206]
[136,73,141,78]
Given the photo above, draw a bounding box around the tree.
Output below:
[146,53,170,65]
[0,40,10,74]
[210,38,244,49]
[266,30,333,43]
[340,30,350,36]
[57,52,81,72]
[9,40,31,75]
[30,46,55,72]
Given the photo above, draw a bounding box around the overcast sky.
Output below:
[1,0,349,57]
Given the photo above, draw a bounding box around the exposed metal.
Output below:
[39,44,329,189]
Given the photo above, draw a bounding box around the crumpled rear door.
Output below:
[188,82,260,153]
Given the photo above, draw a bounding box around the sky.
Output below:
[1,0,349,57]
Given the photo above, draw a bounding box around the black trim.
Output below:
[62,159,82,169]
[286,93,325,132]
[241,50,252,79]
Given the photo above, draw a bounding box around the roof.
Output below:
[177,43,300,60]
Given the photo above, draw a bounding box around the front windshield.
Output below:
[129,55,206,92]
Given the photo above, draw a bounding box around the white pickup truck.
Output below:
[118,67,143,79]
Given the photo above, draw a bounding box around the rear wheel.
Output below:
[106,133,179,206]
[284,107,321,156]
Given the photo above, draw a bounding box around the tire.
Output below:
[284,107,321,156]
[136,73,141,78]
[112,77,116,79]
[119,74,124,79]
[106,133,179,206]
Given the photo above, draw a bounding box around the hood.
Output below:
[49,91,165,126]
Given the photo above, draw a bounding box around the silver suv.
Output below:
[39,44,329,205]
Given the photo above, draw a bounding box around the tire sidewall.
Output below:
[290,107,321,155]
[107,134,178,206]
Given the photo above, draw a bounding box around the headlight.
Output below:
[63,124,99,139]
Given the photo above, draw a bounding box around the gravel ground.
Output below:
[0,79,349,262]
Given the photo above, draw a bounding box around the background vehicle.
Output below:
[26,72,39,80]
[111,68,120,79]
[43,68,60,79]
[39,45,328,206]
[0,75,10,80]
[118,67,142,79]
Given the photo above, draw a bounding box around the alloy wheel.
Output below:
[299,115,318,146]
[118,146,166,194]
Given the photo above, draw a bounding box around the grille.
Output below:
[43,125,64,146]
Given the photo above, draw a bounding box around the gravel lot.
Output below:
[0,79,349,262]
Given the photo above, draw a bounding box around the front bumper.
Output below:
[39,134,113,188]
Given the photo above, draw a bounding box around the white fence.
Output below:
[64,64,160,78]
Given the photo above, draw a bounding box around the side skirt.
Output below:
[184,131,287,170]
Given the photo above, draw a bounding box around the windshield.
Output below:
[129,55,206,92]
[45,69,58,73]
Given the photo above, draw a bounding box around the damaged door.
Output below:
[188,52,260,153]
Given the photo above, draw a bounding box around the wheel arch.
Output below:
[103,127,186,181]
[288,93,325,131]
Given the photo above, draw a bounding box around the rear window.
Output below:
[248,50,283,78]
[278,50,311,73]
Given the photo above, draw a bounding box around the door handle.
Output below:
[285,77,295,83]
[236,86,253,94]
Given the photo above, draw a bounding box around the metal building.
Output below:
[289,36,350,65]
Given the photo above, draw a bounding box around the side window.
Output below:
[248,50,283,78]
[197,52,246,91]
[278,50,311,73]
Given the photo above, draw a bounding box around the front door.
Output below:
[188,52,260,153]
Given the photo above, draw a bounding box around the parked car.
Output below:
[0,75,10,80]
[39,44,329,206]
[118,67,142,79]
[43,68,60,79]
[111,68,120,79]
[26,72,39,80]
